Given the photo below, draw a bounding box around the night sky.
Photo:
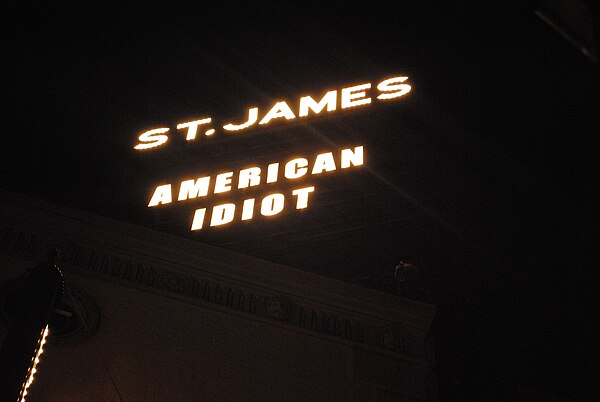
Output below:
[2,2,599,400]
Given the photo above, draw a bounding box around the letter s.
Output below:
[134,128,170,150]
[376,76,411,100]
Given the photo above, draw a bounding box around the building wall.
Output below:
[0,190,437,401]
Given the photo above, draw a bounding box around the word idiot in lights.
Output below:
[147,146,364,231]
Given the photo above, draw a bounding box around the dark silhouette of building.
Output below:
[0,190,437,401]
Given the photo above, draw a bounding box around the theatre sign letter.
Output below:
[134,75,411,231]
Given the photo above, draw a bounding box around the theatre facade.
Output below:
[0,189,437,401]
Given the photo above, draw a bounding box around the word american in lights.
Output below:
[147,145,364,230]
[134,76,411,150]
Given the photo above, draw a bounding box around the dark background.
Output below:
[2,2,599,400]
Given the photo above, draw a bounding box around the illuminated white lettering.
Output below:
[284,158,308,179]
[341,83,371,109]
[266,163,279,183]
[376,76,411,100]
[223,107,259,132]
[177,118,212,141]
[241,198,255,220]
[238,167,261,189]
[178,177,210,201]
[191,208,207,230]
[187,186,321,231]
[210,203,235,226]
[259,101,296,125]
[134,128,170,150]
[311,152,336,174]
[261,194,285,216]
[292,186,315,209]
[136,75,413,152]
[341,146,364,168]
[148,184,172,207]
[298,90,337,117]
[214,172,234,193]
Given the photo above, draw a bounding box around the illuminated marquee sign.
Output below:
[134,76,411,150]
[136,75,411,230]
[148,146,363,230]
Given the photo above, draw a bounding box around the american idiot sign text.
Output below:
[136,75,411,231]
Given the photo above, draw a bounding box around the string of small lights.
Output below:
[18,325,49,402]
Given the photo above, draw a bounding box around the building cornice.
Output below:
[0,189,435,363]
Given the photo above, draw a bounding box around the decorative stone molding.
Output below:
[0,220,420,356]
[0,191,435,362]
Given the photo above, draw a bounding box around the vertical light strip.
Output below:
[19,325,50,402]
